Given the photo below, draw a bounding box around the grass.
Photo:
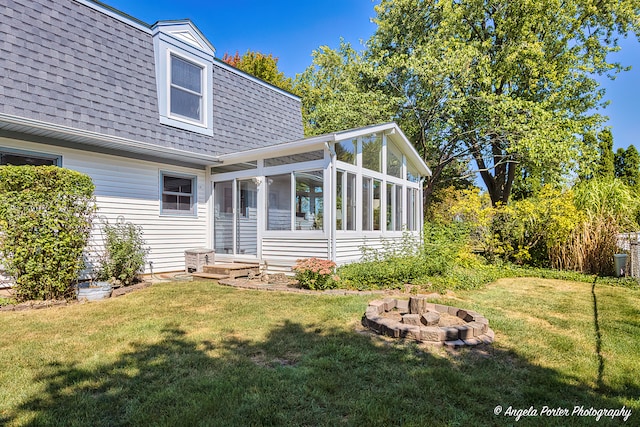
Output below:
[0,278,639,426]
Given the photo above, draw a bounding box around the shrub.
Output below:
[0,166,95,300]
[97,218,149,286]
[292,258,338,290]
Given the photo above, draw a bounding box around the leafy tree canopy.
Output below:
[368,0,639,206]
[222,50,294,93]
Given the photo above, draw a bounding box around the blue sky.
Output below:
[104,0,640,151]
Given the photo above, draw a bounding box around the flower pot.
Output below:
[76,281,113,301]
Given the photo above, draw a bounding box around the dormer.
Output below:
[152,20,215,136]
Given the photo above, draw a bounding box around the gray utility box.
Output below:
[185,248,215,273]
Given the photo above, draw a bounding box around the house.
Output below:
[0,0,431,276]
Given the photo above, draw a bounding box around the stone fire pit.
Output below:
[363,296,494,347]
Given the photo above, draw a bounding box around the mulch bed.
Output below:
[0,281,152,312]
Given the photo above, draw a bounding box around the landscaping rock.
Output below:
[395,299,409,312]
[420,311,440,326]
[409,296,428,314]
[402,314,422,326]
[420,326,443,341]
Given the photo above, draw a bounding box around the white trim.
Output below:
[159,170,198,217]
[0,113,219,166]
[216,122,431,177]
[167,51,208,128]
[75,0,152,33]
[154,28,214,136]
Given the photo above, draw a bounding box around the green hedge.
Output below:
[0,165,96,300]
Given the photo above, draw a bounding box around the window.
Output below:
[363,177,372,231]
[336,170,356,231]
[395,185,403,231]
[346,173,356,230]
[362,133,382,172]
[0,149,60,166]
[373,179,382,230]
[170,55,203,122]
[267,174,292,230]
[161,172,196,215]
[336,139,357,165]
[264,151,324,167]
[407,161,421,183]
[295,171,323,230]
[386,183,395,231]
[407,188,420,231]
[153,23,214,136]
[267,171,325,231]
[336,171,344,230]
[387,143,403,178]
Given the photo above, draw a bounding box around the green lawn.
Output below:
[0,278,638,426]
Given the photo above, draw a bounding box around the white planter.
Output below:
[76,282,113,301]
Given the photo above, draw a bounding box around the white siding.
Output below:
[0,137,208,274]
[335,233,416,265]
[262,236,330,273]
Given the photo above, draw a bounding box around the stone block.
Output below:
[434,304,450,313]
[443,326,459,340]
[474,316,489,325]
[409,296,428,314]
[456,325,474,340]
[378,318,399,338]
[420,311,440,326]
[402,314,422,326]
[383,298,396,311]
[369,300,386,314]
[464,311,480,322]
[444,339,465,348]
[467,321,488,335]
[395,299,409,312]
[448,306,460,316]
[462,312,476,322]
[398,324,421,340]
[365,317,383,333]
[419,326,443,342]
[365,306,380,318]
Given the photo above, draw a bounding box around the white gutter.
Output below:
[0,113,220,166]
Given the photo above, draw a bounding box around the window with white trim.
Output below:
[153,22,214,136]
[161,172,196,216]
[0,148,61,166]
[170,55,203,122]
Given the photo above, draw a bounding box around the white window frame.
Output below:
[169,54,204,124]
[153,35,213,136]
[160,171,197,217]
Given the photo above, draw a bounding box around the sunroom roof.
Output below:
[217,122,432,177]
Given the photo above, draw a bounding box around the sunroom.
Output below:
[209,122,431,273]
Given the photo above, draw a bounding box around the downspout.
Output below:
[325,141,337,263]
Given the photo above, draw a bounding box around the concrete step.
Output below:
[202,263,260,279]
[191,272,230,280]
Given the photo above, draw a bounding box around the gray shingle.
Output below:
[1,0,303,157]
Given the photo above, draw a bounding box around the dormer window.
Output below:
[170,55,203,122]
[152,20,215,136]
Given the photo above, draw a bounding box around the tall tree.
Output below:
[595,129,615,179]
[615,145,640,190]
[295,41,474,204]
[368,0,639,206]
[222,50,294,93]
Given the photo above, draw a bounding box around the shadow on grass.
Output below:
[5,321,639,426]
[592,277,605,391]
